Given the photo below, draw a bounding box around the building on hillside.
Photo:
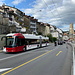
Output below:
[0,4,31,33]
[56,28,63,40]
[63,32,69,41]
[0,4,38,34]
[36,22,45,35]
[50,25,57,37]
[23,15,30,33]
[37,22,50,36]
[0,4,63,36]
[50,25,63,40]
[0,4,22,33]
[2,4,25,32]
[0,8,9,34]
[44,23,50,36]
[29,17,38,34]
[25,16,38,34]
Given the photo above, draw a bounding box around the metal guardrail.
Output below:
[72,44,75,75]
[68,42,75,75]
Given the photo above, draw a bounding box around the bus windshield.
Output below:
[5,36,15,47]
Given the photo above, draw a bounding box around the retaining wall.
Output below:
[0,34,6,49]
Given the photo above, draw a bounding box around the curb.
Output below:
[72,44,75,75]
[69,43,74,75]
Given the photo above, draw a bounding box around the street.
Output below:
[0,43,72,75]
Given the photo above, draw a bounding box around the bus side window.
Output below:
[20,39,25,45]
[25,40,27,45]
[17,39,21,46]
[9,41,13,45]
[27,41,29,45]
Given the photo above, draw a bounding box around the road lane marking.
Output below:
[1,50,52,75]
[0,46,59,61]
[56,51,62,56]
[0,68,12,72]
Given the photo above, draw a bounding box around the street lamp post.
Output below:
[39,36,42,47]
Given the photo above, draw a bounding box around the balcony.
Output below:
[3,13,9,18]
[30,22,36,25]
[9,20,13,26]
[8,10,14,15]
[18,18,24,22]
[14,21,19,26]
[30,26,36,29]
[9,20,19,26]
[14,11,24,17]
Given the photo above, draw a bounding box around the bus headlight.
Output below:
[3,47,6,52]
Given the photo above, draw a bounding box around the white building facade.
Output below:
[50,25,63,40]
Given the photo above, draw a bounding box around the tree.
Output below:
[52,37,57,42]
[47,34,57,42]
[38,32,42,35]
[47,34,53,42]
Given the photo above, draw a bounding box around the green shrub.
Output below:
[47,34,57,42]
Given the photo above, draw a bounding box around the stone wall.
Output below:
[0,34,6,49]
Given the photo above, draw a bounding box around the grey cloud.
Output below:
[24,0,75,31]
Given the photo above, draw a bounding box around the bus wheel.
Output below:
[37,45,39,48]
[23,47,26,52]
[46,43,47,46]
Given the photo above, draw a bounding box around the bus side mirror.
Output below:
[1,36,6,41]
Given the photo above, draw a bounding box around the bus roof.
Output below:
[6,33,49,40]
[23,34,49,40]
[23,34,39,39]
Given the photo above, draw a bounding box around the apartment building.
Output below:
[37,22,50,36]
[56,28,63,39]
[63,32,69,41]
[0,4,63,39]
[50,25,63,40]
[0,9,9,34]
[2,4,25,32]
[25,16,38,34]
[0,4,30,33]
[44,23,50,36]
[30,17,37,34]
[0,4,38,34]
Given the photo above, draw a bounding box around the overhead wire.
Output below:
[51,0,68,25]
[42,0,65,25]
[42,0,57,19]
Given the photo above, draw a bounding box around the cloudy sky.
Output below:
[0,0,75,31]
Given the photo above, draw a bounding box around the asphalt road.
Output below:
[0,43,72,75]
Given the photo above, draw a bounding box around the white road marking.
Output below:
[0,46,59,61]
[0,52,28,61]
[0,68,12,72]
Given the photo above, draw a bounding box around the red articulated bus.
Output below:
[1,33,49,52]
